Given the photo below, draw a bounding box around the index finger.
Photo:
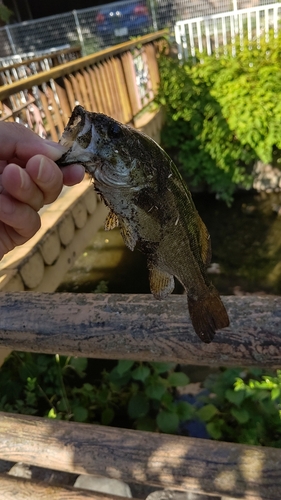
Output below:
[0,122,66,163]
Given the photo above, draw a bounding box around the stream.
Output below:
[57,190,281,297]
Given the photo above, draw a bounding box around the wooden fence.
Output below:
[0,45,82,85]
[0,292,281,499]
[0,29,280,499]
[0,30,167,139]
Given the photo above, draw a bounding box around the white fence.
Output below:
[175,2,281,59]
[0,0,276,59]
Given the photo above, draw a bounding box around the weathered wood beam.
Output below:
[0,472,135,500]
[0,293,280,367]
[0,412,280,500]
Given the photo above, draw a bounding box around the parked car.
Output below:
[95,1,152,44]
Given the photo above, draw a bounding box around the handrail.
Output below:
[0,30,168,101]
[0,293,280,368]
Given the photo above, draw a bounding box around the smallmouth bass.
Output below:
[57,105,229,343]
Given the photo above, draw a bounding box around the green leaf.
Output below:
[231,408,250,424]
[145,382,166,400]
[128,393,149,419]
[48,408,57,419]
[225,388,245,406]
[196,404,219,422]
[116,360,135,375]
[167,372,190,387]
[69,357,88,373]
[150,362,177,374]
[271,387,280,400]
[157,410,179,434]
[72,406,88,422]
[175,401,194,421]
[132,365,150,382]
[101,408,115,425]
[206,421,223,440]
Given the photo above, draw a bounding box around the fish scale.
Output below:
[56,105,229,343]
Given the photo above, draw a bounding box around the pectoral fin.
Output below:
[149,266,175,299]
[119,219,138,251]
[105,210,119,231]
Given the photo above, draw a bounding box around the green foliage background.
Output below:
[157,33,281,203]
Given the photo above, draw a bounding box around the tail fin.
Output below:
[188,287,229,343]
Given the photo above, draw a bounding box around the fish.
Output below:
[56,105,229,343]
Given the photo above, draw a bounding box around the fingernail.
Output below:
[43,141,67,160]
[19,166,25,188]
[37,156,54,183]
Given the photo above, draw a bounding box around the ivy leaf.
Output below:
[167,372,190,387]
[145,382,166,400]
[271,387,280,400]
[157,410,179,434]
[196,404,218,422]
[206,421,222,440]
[225,388,245,406]
[70,357,87,374]
[128,393,149,419]
[175,401,194,421]
[150,362,177,374]
[116,360,135,375]
[72,406,88,422]
[132,365,150,382]
[231,408,250,424]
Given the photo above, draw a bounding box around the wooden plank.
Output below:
[0,294,280,367]
[63,76,77,111]
[0,472,133,500]
[113,57,132,123]
[0,31,168,101]
[54,80,72,126]
[69,73,84,107]
[77,71,91,111]
[87,67,103,112]
[121,52,141,117]
[82,68,97,112]
[39,88,58,141]
[89,65,108,113]
[0,412,280,500]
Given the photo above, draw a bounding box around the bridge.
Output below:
[0,31,166,295]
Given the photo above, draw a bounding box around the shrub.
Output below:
[157,33,281,203]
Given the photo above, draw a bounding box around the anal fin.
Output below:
[149,266,175,299]
[105,210,119,231]
[120,219,138,251]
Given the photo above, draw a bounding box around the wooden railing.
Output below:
[0,30,167,139]
[0,28,280,499]
[0,45,82,85]
[0,292,281,499]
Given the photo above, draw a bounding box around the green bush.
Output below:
[157,33,281,203]
[1,351,281,446]
[200,367,281,446]
[0,353,192,433]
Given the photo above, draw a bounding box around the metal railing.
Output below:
[175,2,281,59]
[0,0,275,59]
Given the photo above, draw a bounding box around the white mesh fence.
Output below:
[0,0,275,61]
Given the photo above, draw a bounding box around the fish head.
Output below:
[57,105,142,189]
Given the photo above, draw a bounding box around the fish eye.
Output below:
[108,122,122,139]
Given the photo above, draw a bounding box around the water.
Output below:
[57,191,281,297]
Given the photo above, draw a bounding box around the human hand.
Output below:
[0,122,85,260]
